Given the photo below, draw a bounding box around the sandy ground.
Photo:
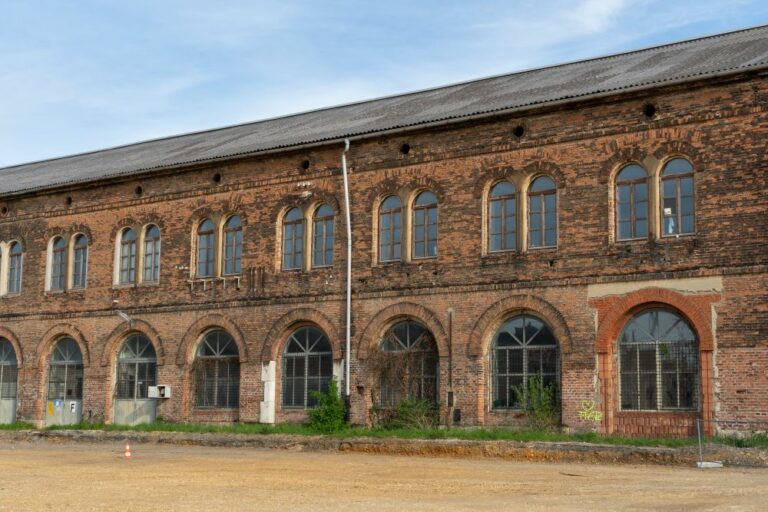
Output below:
[0,440,766,511]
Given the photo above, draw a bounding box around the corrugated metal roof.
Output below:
[3,24,768,196]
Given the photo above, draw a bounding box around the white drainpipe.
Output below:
[341,138,352,398]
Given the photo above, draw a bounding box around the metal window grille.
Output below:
[282,326,333,408]
[379,196,402,262]
[8,243,22,294]
[379,320,438,407]
[223,216,242,275]
[615,165,649,240]
[51,237,66,290]
[491,314,559,409]
[413,192,438,259]
[143,226,161,282]
[72,235,88,289]
[197,220,216,277]
[312,205,334,268]
[47,338,83,400]
[528,177,557,248]
[488,181,517,252]
[119,229,137,284]
[194,331,239,409]
[116,335,157,399]
[282,209,304,270]
[0,339,18,399]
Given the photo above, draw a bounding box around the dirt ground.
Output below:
[1,440,766,511]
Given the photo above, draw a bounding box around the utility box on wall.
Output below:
[148,385,171,399]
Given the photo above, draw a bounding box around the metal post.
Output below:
[697,418,704,467]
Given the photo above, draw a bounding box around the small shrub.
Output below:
[307,377,347,434]
[383,398,439,430]
[512,376,560,431]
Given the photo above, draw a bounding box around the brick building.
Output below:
[0,26,766,437]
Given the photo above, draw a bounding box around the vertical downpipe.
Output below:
[341,139,353,407]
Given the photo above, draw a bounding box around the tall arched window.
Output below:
[312,204,334,268]
[379,196,402,262]
[282,208,304,270]
[7,242,22,294]
[119,228,137,284]
[50,237,67,291]
[528,176,557,249]
[619,308,699,411]
[0,339,18,402]
[142,225,161,283]
[116,335,157,399]
[378,320,438,407]
[282,326,333,408]
[72,234,88,289]
[47,338,83,401]
[616,164,649,240]
[412,191,438,259]
[197,219,216,278]
[489,181,517,252]
[223,215,243,275]
[194,330,239,409]
[492,314,559,409]
[661,158,694,236]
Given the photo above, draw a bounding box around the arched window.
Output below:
[72,235,88,289]
[282,208,304,270]
[492,314,559,409]
[197,219,216,278]
[223,216,242,275]
[616,164,649,240]
[7,242,22,294]
[312,204,334,268]
[119,228,137,284]
[378,320,438,407]
[488,181,517,252]
[661,158,694,236]
[619,308,699,411]
[116,335,157,399]
[412,191,438,259]
[142,225,161,283]
[0,339,18,401]
[194,330,239,409]
[50,237,67,291]
[379,196,402,262]
[47,338,83,401]
[528,176,557,248]
[282,326,333,408]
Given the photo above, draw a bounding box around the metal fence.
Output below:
[695,418,768,468]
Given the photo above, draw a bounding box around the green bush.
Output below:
[383,398,440,430]
[307,377,347,434]
[512,376,560,431]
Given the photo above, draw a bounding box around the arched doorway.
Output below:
[46,338,83,426]
[114,334,157,425]
[0,339,18,424]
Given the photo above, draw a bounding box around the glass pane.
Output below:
[530,176,555,192]
[617,164,647,181]
[662,158,693,176]
[491,181,515,197]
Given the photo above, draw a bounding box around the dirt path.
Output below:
[1,440,766,511]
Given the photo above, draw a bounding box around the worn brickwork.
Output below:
[0,73,766,436]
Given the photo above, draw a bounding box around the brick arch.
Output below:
[403,176,446,204]
[595,288,715,354]
[366,177,403,205]
[100,319,166,367]
[652,141,703,170]
[357,302,447,360]
[307,189,341,215]
[0,326,24,367]
[109,218,140,241]
[471,166,525,199]
[176,314,249,365]
[36,323,90,368]
[598,147,648,184]
[522,161,565,189]
[466,294,572,358]
[261,307,341,361]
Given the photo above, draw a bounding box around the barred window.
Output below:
[412,191,438,259]
[119,228,137,284]
[0,338,18,400]
[197,219,216,277]
[282,208,304,270]
[142,225,161,283]
[72,234,88,289]
[223,215,242,275]
[282,326,333,408]
[47,338,83,401]
[489,181,517,252]
[619,308,699,411]
[661,159,694,236]
[50,237,67,291]
[7,242,23,294]
[616,164,649,240]
[378,320,438,407]
[379,196,402,262]
[312,204,334,268]
[116,335,157,399]
[194,330,239,409]
[528,176,557,248]
[492,314,559,409]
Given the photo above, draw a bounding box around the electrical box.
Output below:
[148,385,171,399]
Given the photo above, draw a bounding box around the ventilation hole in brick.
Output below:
[548,259,555,267]
[644,103,657,118]
[301,159,310,170]
[66,196,73,206]
[213,173,222,183]
[135,186,143,196]
[400,143,410,155]
[1,207,7,215]
[513,125,525,138]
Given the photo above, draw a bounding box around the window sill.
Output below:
[138,281,160,287]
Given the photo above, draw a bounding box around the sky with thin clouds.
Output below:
[1,0,767,167]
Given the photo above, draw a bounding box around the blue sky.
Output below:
[1,0,767,168]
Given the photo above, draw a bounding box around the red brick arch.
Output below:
[176,314,249,365]
[357,302,447,360]
[261,307,341,361]
[466,294,572,358]
[35,323,90,368]
[100,319,166,367]
[0,326,23,367]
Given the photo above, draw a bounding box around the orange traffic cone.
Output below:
[124,443,132,459]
